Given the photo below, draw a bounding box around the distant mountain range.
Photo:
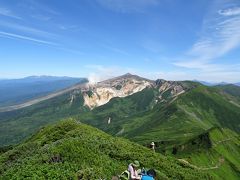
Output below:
[0,73,239,179]
[0,76,87,107]
[194,80,240,86]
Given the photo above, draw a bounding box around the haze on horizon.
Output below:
[0,0,240,83]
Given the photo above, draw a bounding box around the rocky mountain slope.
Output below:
[82,73,154,109]
[73,73,186,109]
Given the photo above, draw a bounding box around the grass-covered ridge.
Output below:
[0,119,208,179]
[159,127,240,180]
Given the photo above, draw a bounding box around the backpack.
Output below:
[119,170,130,180]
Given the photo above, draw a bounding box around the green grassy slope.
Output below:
[174,128,240,180]
[214,84,240,104]
[0,119,208,179]
[79,85,240,146]
[176,86,240,133]
[215,84,240,98]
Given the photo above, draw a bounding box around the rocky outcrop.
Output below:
[79,74,188,109]
[155,79,185,99]
[82,74,153,109]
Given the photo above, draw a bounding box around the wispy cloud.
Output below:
[0,7,21,19]
[143,64,240,82]
[173,1,240,70]
[0,31,58,46]
[218,7,240,16]
[58,24,83,32]
[0,21,55,38]
[96,0,159,13]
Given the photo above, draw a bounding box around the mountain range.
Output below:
[0,73,239,179]
[194,80,240,87]
[0,76,87,108]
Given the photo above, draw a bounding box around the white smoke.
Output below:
[86,65,136,84]
[88,73,101,84]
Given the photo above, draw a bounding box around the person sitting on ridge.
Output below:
[128,160,141,180]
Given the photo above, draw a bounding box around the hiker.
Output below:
[150,142,155,152]
[128,160,141,180]
[141,169,157,180]
[108,117,111,124]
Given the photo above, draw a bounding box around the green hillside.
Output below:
[0,90,88,146]
[78,84,240,144]
[156,127,240,179]
[0,119,208,179]
[214,84,240,102]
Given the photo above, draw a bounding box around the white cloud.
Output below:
[187,9,240,61]
[195,71,240,83]
[0,7,22,19]
[96,0,159,13]
[84,63,240,83]
[173,1,240,83]
[218,7,240,16]
[173,60,208,69]
[174,60,240,72]
[0,31,58,46]
[144,66,240,83]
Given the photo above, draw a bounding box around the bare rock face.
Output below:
[82,74,154,109]
[75,74,188,110]
[155,79,186,99]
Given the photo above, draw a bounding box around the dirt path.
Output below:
[212,138,234,147]
[178,158,225,170]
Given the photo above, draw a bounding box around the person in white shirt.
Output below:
[150,142,155,152]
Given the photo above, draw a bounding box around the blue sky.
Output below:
[0,0,240,82]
